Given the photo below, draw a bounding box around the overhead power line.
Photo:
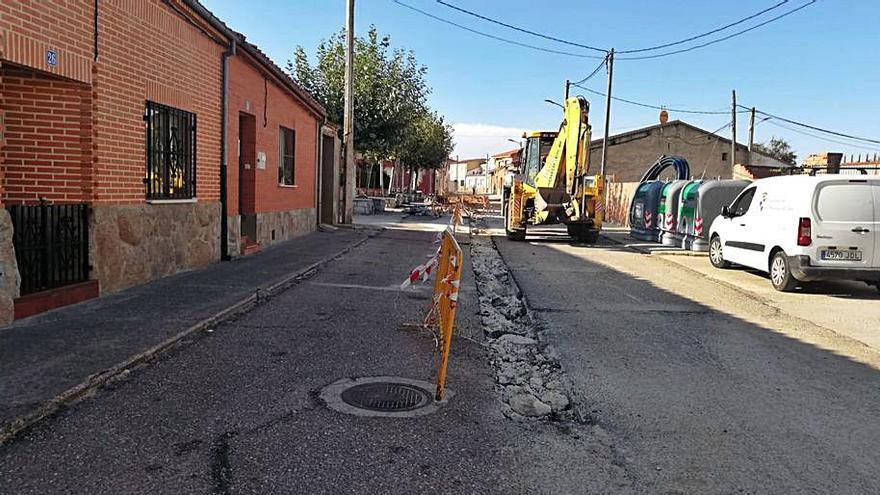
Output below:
[617,1,790,54]
[435,0,809,61]
[617,1,817,60]
[738,105,880,146]
[571,83,747,115]
[435,0,608,53]
[764,120,880,153]
[392,0,606,59]
[572,56,608,85]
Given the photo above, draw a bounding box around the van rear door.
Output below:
[811,180,877,269]
[874,183,880,267]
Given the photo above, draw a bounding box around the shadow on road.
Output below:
[494,230,880,493]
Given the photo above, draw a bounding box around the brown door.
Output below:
[238,113,257,241]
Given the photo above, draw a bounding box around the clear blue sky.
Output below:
[202,0,880,161]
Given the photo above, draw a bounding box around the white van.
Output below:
[708,175,880,291]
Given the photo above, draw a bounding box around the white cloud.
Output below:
[451,123,526,160]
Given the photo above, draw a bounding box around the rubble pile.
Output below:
[470,234,574,421]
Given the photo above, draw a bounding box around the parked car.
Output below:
[708,175,880,291]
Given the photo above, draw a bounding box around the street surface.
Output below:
[1,211,878,493]
[494,220,880,493]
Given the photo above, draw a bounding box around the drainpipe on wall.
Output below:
[315,118,322,227]
[220,39,236,261]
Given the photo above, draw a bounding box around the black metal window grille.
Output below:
[279,126,296,185]
[145,101,197,199]
[8,203,90,295]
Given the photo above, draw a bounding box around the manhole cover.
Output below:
[320,376,451,417]
[340,382,431,412]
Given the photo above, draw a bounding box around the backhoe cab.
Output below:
[503,96,604,243]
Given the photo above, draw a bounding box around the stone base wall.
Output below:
[226,215,242,258]
[91,202,221,293]
[0,209,21,325]
[255,208,316,248]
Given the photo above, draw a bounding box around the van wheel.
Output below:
[770,251,797,292]
[709,235,730,269]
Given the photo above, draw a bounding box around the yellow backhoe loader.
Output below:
[502,96,604,243]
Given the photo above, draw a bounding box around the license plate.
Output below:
[821,249,862,261]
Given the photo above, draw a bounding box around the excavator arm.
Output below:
[504,95,604,242]
[532,96,601,224]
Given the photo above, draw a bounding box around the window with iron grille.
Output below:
[144,101,197,199]
[279,126,296,185]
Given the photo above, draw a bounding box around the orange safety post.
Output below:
[434,228,463,401]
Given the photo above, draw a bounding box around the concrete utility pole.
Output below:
[600,49,614,177]
[747,106,756,164]
[342,0,355,223]
[730,89,737,168]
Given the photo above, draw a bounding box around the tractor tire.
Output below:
[567,223,600,244]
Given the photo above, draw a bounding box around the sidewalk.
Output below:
[0,228,371,434]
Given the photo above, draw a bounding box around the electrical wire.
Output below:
[572,56,608,85]
[435,0,806,61]
[738,106,880,146]
[617,1,816,60]
[392,0,606,59]
[617,1,790,54]
[435,0,608,53]
[763,119,880,153]
[571,83,748,115]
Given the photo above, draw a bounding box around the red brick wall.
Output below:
[227,54,318,216]
[92,0,224,204]
[0,67,92,204]
[0,0,95,84]
[0,0,226,206]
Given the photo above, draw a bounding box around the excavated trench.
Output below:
[468,219,576,421]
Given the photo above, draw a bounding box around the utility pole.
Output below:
[564,79,570,101]
[747,106,756,165]
[342,0,355,223]
[600,49,614,177]
[730,89,737,168]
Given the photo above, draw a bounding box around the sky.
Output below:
[201,0,880,162]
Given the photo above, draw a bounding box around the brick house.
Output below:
[0,0,334,323]
[224,36,328,255]
[589,120,790,182]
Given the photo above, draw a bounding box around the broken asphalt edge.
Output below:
[0,229,382,446]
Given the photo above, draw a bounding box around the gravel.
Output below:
[468,219,575,421]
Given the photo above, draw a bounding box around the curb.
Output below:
[0,230,379,445]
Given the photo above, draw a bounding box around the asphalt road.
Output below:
[3,212,878,493]
[0,217,617,494]
[494,223,880,493]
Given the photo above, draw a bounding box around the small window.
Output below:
[279,126,295,185]
[145,101,197,199]
[816,183,873,222]
[721,152,729,162]
[730,187,756,217]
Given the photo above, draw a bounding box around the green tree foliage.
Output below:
[397,111,454,171]
[753,136,797,165]
[289,26,453,171]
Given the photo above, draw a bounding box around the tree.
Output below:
[289,26,431,162]
[753,136,797,166]
[394,111,454,193]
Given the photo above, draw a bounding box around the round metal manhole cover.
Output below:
[340,382,431,412]
[320,376,451,418]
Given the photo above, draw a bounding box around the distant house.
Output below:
[589,120,793,182]
[488,148,521,194]
[464,166,489,194]
[444,158,486,193]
